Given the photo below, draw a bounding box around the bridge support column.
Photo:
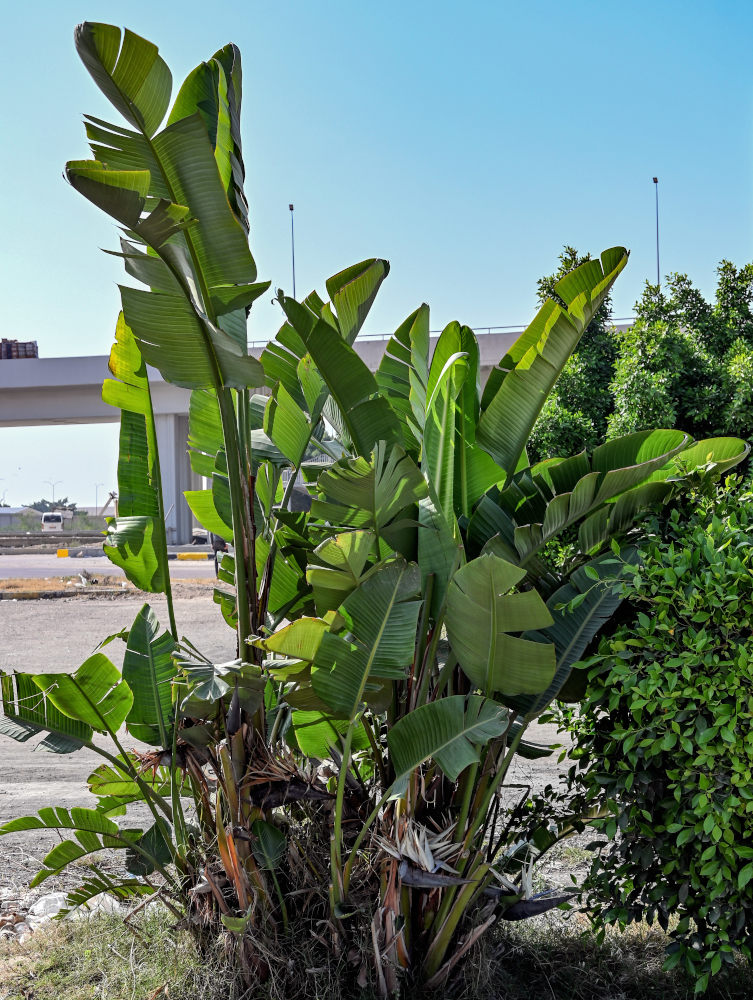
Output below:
[154,414,200,545]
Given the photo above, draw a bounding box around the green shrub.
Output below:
[566,481,753,992]
[532,260,753,463]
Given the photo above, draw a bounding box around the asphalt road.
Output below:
[0,592,235,886]
[0,553,216,580]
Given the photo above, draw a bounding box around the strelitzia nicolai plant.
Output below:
[0,22,748,996]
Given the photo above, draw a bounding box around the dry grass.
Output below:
[0,575,129,595]
[449,914,753,1000]
[0,576,215,598]
[2,906,752,1000]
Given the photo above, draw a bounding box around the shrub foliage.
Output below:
[567,482,753,992]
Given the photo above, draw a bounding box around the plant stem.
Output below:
[453,761,479,844]
[362,714,389,791]
[330,722,356,908]
[216,388,254,650]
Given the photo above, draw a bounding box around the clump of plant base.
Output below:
[0,21,748,997]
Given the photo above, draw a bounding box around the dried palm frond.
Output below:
[375,817,461,875]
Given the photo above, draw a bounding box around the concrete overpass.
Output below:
[0,331,521,542]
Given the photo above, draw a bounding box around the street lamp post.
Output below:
[94,482,104,513]
[44,480,62,504]
[653,176,660,287]
[289,203,296,299]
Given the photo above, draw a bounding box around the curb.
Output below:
[175,552,211,561]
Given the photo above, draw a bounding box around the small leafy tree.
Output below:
[609,268,753,441]
[532,258,753,461]
[528,246,620,463]
[0,23,747,995]
[25,497,77,512]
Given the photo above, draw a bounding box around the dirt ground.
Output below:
[0,590,572,904]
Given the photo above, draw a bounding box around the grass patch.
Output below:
[2,908,752,999]
[452,915,753,1000]
[0,909,237,1000]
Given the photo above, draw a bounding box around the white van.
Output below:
[40,512,65,533]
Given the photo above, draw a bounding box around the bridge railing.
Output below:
[247,318,635,350]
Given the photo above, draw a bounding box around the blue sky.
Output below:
[2,0,752,506]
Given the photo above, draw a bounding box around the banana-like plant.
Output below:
[0,22,748,996]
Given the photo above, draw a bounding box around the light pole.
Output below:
[94,482,104,513]
[653,176,660,287]
[44,480,62,504]
[289,203,296,299]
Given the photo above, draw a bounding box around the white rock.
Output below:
[26,914,51,930]
[29,892,68,918]
[13,921,31,941]
[67,893,122,920]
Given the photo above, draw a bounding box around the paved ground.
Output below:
[0,553,215,580]
[0,592,236,895]
[0,589,570,904]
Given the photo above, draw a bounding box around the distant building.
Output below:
[1,339,38,359]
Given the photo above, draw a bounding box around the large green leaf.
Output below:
[184,489,233,538]
[75,22,171,137]
[417,487,464,620]
[122,604,177,746]
[306,531,376,614]
[468,429,692,567]
[310,442,426,535]
[88,754,175,803]
[101,313,168,593]
[119,283,263,390]
[476,248,628,480]
[387,695,509,788]
[376,304,430,455]
[187,388,224,477]
[311,560,422,719]
[325,259,390,346]
[446,554,555,696]
[167,43,249,234]
[0,673,92,754]
[289,710,371,758]
[252,617,330,663]
[424,322,472,518]
[450,329,504,516]
[504,549,639,720]
[279,293,402,457]
[71,24,266,394]
[261,319,310,408]
[655,436,750,481]
[264,381,314,467]
[103,515,166,592]
[31,655,133,735]
[0,806,142,887]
